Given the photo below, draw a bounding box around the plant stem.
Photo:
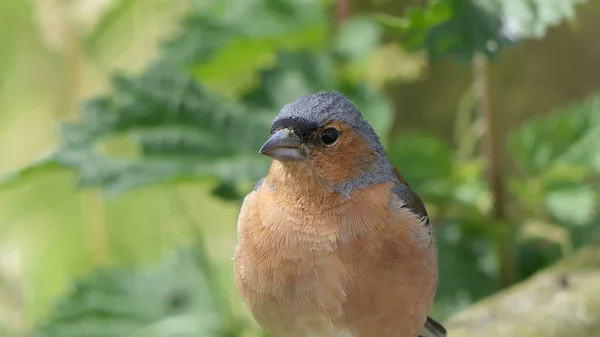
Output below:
[454,84,477,161]
[473,53,504,219]
[473,52,515,287]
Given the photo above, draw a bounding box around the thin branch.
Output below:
[473,53,505,219]
[454,84,477,161]
[473,53,515,287]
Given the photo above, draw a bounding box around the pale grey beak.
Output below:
[259,129,309,162]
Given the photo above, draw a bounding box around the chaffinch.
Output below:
[234,91,446,337]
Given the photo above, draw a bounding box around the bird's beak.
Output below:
[259,129,308,162]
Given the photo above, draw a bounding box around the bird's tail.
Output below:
[418,316,446,337]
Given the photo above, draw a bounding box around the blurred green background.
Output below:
[1,0,599,336]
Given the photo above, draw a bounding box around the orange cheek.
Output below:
[310,132,374,184]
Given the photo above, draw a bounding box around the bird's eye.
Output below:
[320,127,340,145]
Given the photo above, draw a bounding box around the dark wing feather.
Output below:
[392,173,442,337]
[390,181,432,230]
[419,316,447,337]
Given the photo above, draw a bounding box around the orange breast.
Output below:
[234,181,438,337]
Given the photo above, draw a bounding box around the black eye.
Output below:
[320,127,339,145]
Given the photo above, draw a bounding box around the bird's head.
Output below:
[259,91,395,190]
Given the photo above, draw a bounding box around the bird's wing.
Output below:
[419,316,447,337]
[391,173,445,337]
[390,182,433,232]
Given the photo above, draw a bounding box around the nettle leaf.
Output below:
[49,62,271,196]
[509,95,600,176]
[381,0,585,61]
[383,0,514,61]
[163,0,326,95]
[165,0,325,65]
[509,96,600,226]
[1,0,393,199]
[32,247,227,337]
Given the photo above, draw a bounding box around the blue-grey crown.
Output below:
[270,91,385,155]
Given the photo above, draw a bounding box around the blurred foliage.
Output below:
[388,131,497,317]
[508,96,600,251]
[509,95,600,176]
[51,62,272,196]
[388,95,600,316]
[378,0,586,61]
[0,0,392,334]
[374,0,599,319]
[0,0,599,336]
[32,246,234,337]
[163,0,327,95]
[3,0,393,198]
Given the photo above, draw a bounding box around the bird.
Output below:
[234,91,446,337]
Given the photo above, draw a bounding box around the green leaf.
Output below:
[509,95,600,176]
[386,131,491,217]
[392,0,514,61]
[333,16,382,61]
[163,0,327,95]
[4,0,393,200]
[544,185,597,227]
[47,62,271,196]
[503,0,585,39]
[0,154,62,192]
[387,131,454,187]
[32,247,228,337]
[508,96,600,231]
[382,0,586,61]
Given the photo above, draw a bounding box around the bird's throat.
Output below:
[265,161,349,213]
